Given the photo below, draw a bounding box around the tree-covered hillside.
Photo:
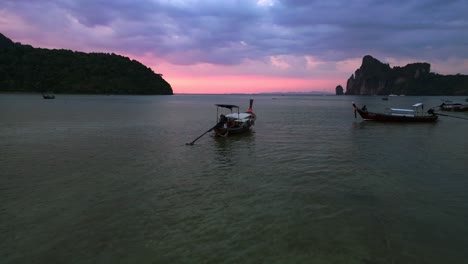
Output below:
[0,33,173,95]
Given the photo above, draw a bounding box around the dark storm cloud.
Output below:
[269,0,468,60]
[1,0,467,65]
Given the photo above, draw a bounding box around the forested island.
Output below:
[0,33,173,95]
[344,55,468,95]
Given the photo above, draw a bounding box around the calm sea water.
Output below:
[1,93,467,263]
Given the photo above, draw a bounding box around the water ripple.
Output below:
[2,94,468,263]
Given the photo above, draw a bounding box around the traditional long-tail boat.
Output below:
[186,99,257,145]
[213,99,256,137]
[42,93,55,99]
[438,102,468,112]
[353,103,438,122]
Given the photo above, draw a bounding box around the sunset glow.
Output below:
[1,0,467,94]
[166,75,338,94]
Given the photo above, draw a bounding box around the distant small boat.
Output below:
[213,99,256,137]
[353,103,438,122]
[42,93,55,99]
[382,97,389,101]
[438,102,468,112]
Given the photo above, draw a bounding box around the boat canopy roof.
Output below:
[215,104,239,109]
[389,103,424,112]
[226,113,252,120]
[389,108,414,112]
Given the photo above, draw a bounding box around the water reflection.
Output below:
[211,131,256,169]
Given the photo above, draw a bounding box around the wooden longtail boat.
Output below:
[42,93,55,99]
[353,103,438,122]
[213,99,256,137]
[438,102,468,112]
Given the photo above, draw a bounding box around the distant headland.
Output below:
[339,55,468,96]
[0,33,173,95]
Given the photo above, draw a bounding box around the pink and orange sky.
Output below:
[1,0,468,94]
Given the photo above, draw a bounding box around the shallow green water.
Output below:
[1,94,467,263]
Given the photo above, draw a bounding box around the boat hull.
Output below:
[213,124,253,136]
[356,109,438,122]
[440,104,468,112]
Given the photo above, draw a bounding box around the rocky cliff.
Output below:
[335,85,344,95]
[345,55,468,95]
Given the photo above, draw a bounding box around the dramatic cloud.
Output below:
[1,0,467,93]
